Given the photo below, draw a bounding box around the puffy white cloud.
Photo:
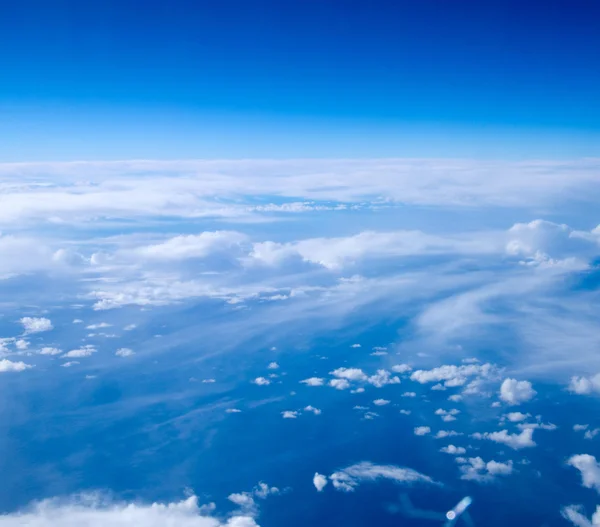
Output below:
[15,339,29,350]
[459,457,513,482]
[267,362,279,370]
[561,504,600,527]
[281,411,298,419]
[135,231,247,261]
[414,426,431,436]
[304,406,322,415]
[373,399,390,406]
[569,374,600,395]
[410,363,495,388]
[86,322,112,330]
[568,455,600,493]
[367,369,400,388]
[329,379,350,390]
[499,378,536,405]
[473,428,536,450]
[574,424,590,432]
[20,317,53,334]
[585,429,600,440]
[330,367,368,382]
[435,430,462,439]
[391,364,412,374]
[399,409,411,415]
[62,345,96,359]
[505,412,529,422]
[62,361,80,368]
[252,377,270,386]
[300,377,325,387]
[402,392,416,398]
[39,347,62,356]
[124,324,137,331]
[115,348,135,357]
[0,494,258,527]
[0,359,32,372]
[440,445,466,455]
[313,473,328,492]
[328,461,438,492]
[350,343,361,348]
[226,409,242,414]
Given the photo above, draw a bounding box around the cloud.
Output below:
[561,505,600,527]
[473,428,536,450]
[252,377,270,386]
[39,347,62,356]
[313,473,328,492]
[0,359,32,372]
[505,412,530,422]
[585,429,600,440]
[62,345,97,359]
[567,455,600,493]
[410,363,496,388]
[227,483,279,518]
[300,377,325,387]
[367,369,400,388]
[20,317,53,334]
[329,379,350,390]
[0,494,257,527]
[414,426,431,436]
[435,430,462,439]
[373,399,390,406]
[281,411,298,419]
[402,392,416,398]
[15,339,29,350]
[226,409,242,414]
[330,367,368,382]
[328,461,438,492]
[499,378,536,405]
[440,445,466,455]
[86,322,112,330]
[459,457,513,482]
[569,374,600,395]
[267,362,279,370]
[392,364,412,374]
[304,406,322,415]
[115,348,135,357]
[574,424,590,432]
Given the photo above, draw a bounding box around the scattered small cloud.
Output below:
[414,426,431,436]
[252,377,271,386]
[20,317,53,334]
[115,348,135,357]
[300,377,325,387]
[567,454,600,494]
[313,473,328,492]
[499,378,536,405]
[440,445,467,455]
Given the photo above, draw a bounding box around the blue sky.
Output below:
[2,0,600,159]
[1,3,600,527]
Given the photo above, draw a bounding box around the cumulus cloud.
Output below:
[115,348,135,357]
[20,317,53,334]
[499,378,536,405]
[39,347,62,356]
[300,377,325,387]
[504,412,530,422]
[62,345,97,359]
[0,359,32,372]
[391,364,412,374]
[567,455,600,493]
[440,445,466,455]
[15,339,29,350]
[281,411,298,419]
[414,426,431,436]
[473,428,536,450]
[329,379,350,390]
[0,494,257,527]
[459,457,513,483]
[367,369,400,388]
[561,505,600,527]
[313,473,328,492]
[330,368,368,382]
[585,429,600,440]
[252,377,270,386]
[267,362,279,370]
[86,322,112,330]
[569,374,600,395]
[435,430,462,439]
[373,399,390,406]
[328,461,438,492]
[304,406,322,415]
[410,363,496,389]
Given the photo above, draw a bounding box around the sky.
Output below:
[1,2,600,527]
[1,0,600,159]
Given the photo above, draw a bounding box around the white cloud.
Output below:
[124,324,137,330]
[202,379,216,384]
[282,411,298,419]
[267,362,279,370]
[402,392,416,398]
[585,429,600,440]
[414,426,431,436]
[62,345,97,359]
[20,317,53,334]
[304,405,322,415]
[561,505,600,527]
[499,378,536,405]
[252,377,270,386]
[15,339,29,350]
[72,319,83,324]
[367,369,400,388]
[329,379,350,390]
[351,343,361,348]
[313,473,328,492]
[0,494,258,527]
[0,359,32,372]
[39,347,62,356]
[505,412,530,422]
[226,409,242,414]
[300,377,325,387]
[574,424,590,432]
[330,367,367,382]
[115,348,135,357]
[399,409,411,415]
[569,374,600,395]
[86,322,112,329]
[473,428,536,450]
[373,399,390,406]
[440,445,466,455]
[328,461,438,492]
[435,430,462,439]
[459,457,513,482]
[391,364,412,374]
[62,361,80,368]
[448,394,463,402]
[410,363,495,387]
[567,455,600,493]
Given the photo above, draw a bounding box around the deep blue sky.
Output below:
[2,0,600,159]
